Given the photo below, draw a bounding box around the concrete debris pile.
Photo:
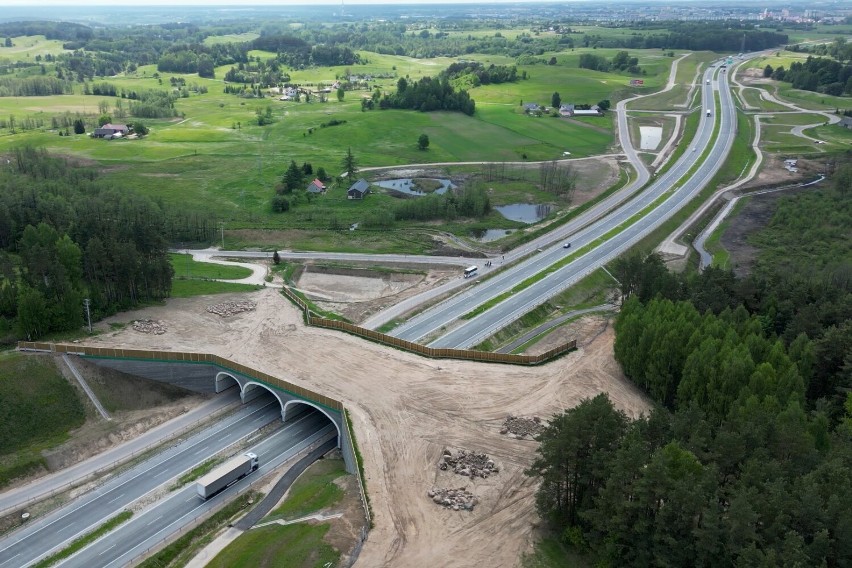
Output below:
[438,449,499,478]
[206,300,257,317]
[500,415,544,439]
[132,319,166,335]
[427,487,478,511]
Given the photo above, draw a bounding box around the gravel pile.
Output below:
[427,487,478,511]
[438,449,499,478]
[206,300,257,317]
[500,415,544,439]
[132,319,166,335]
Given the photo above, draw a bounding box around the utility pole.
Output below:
[83,298,92,333]
[220,222,225,250]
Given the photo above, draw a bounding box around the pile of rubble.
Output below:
[500,415,544,439]
[132,319,166,335]
[438,449,499,478]
[206,300,256,317]
[427,487,478,511]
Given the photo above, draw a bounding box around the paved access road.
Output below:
[391,60,737,348]
[0,397,296,568]
[58,415,335,568]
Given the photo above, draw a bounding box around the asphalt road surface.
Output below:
[391,59,738,348]
[0,396,311,568]
[58,415,335,568]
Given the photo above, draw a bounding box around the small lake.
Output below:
[470,228,513,242]
[495,203,552,224]
[375,178,454,196]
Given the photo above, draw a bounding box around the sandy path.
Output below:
[91,289,649,567]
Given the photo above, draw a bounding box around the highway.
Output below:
[391,61,737,348]
[59,418,335,568]
[0,397,322,568]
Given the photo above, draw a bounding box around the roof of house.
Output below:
[100,123,128,131]
[306,179,326,192]
[348,179,370,194]
[523,103,540,111]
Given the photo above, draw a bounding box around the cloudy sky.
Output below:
[5,0,526,5]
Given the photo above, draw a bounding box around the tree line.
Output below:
[526,167,851,565]
[0,148,217,343]
[766,55,852,97]
[376,76,475,115]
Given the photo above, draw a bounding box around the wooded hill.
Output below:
[526,165,852,566]
[0,148,216,343]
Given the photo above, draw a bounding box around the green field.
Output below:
[209,458,348,568]
[738,87,790,112]
[170,279,261,297]
[170,253,253,280]
[0,353,85,487]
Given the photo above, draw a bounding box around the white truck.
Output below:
[196,452,258,500]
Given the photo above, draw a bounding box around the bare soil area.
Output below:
[84,287,649,567]
[721,185,812,277]
[741,156,821,190]
[523,315,611,357]
[298,265,459,323]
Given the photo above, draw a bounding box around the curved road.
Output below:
[391,60,737,348]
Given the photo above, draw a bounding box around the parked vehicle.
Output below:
[196,452,258,500]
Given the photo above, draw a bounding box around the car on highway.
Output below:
[706,79,710,84]
[563,242,571,249]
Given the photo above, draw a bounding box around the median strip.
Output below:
[32,511,133,568]
[461,93,723,322]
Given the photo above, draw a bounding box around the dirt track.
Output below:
[91,288,649,567]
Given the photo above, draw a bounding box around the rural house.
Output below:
[560,104,602,117]
[523,103,541,114]
[93,123,129,138]
[306,179,326,194]
[347,179,370,199]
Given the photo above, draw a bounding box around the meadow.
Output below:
[0,37,683,250]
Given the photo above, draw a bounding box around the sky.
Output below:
[4,0,536,5]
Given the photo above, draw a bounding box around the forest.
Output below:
[526,166,852,565]
[768,55,852,97]
[376,76,476,115]
[0,148,216,343]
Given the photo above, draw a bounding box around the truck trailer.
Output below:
[196,452,258,500]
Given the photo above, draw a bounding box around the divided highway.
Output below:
[0,398,326,568]
[391,62,737,348]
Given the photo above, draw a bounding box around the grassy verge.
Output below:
[0,354,85,488]
[344,409,372,526]
[169,253,254,280]
[704,196,751,270]
[286,287,349,322]
[171,458,219,490]
[170,280,262,298]
[33,511,133,568]
[207,523,338,568]
[473,269,615,352]
[136,492,261,568]
[265,459,345,521]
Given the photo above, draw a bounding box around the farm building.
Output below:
[306,179,326,194]
[347,179,370,199]
[93,123,129,139]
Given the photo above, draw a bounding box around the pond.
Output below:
[375,178,454,196]
[469,228,514,242]
[494,203,552,224]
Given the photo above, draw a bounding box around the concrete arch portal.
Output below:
[282,399,342,444]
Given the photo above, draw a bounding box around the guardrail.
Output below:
[280,287,576,365]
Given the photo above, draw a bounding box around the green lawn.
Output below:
[208,458,348,568]
[170,280,262,297]
[208,523,338,568]
[268,458,346,520]
[170,253,254,280]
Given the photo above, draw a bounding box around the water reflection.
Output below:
[375,178,454,196]
[494,203,552,224]
[469,228,513,242]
